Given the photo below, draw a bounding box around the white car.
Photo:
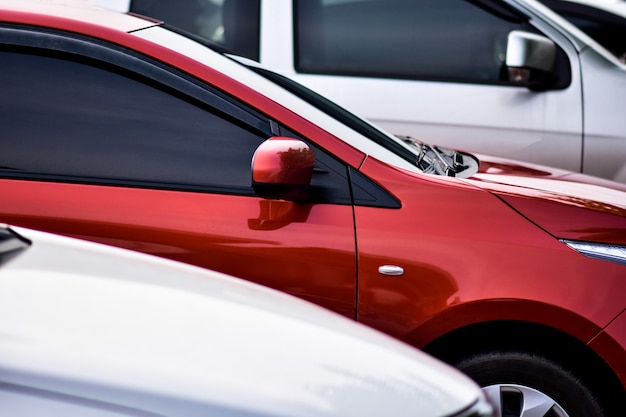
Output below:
[0,224,493,417]
[98,0,626,183]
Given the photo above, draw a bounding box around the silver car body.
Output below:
[0,224,491,417]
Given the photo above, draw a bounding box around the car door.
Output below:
[0,24,358,317]
[262,0,585,174]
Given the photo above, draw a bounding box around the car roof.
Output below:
[0,0,154,32]
[0,225,483,417]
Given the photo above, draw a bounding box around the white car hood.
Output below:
[0,226,484,417]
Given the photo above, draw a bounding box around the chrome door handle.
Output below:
[378,265,404,276]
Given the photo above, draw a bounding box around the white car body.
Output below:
[0,224,492,417]
[97,0,626,183]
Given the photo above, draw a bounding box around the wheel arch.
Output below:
[416,310,625,415]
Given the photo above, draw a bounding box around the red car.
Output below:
[0,2,624,416]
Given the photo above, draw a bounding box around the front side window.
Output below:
[130,0,261,60]
[295,0,531,84]
[0,38,268,193]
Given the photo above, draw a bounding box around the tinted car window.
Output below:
[295,0,529,84]
[0,47,267,192]
[130,0,261,60]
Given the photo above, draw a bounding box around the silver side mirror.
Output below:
[506,30,557,90]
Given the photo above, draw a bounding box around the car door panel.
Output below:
[0,30,358,319]
[0,179,358,317]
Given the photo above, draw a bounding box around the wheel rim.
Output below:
[482,384,570,417]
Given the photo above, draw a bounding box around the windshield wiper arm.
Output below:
[398,135,479,178]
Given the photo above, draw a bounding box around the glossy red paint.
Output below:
[470,155,626,244]
[477,155,626,193]
[354,157,626,341]
[252,137,315,185]
[494,196,626,245]
[0,179,357,317]
[1,2,625,401]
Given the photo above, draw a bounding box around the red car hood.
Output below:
[463,155,626,245]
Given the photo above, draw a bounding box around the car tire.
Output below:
[454,350,606,417]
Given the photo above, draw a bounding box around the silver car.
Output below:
[0,224,493,417]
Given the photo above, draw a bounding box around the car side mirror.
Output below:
[251,136,315,200]
[505,30,557,91]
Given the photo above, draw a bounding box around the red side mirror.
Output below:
[252,137,315,186]
[251,137,315,201]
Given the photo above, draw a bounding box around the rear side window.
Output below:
[294,0,529,84]
[0,43,268,192]
[130,0,261,61]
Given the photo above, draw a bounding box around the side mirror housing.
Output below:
[506,30,557,91]
[251,137,315,200]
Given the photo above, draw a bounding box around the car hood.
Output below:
[0,226,487,417]
[464,155,626,245]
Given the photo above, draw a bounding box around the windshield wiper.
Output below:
[398,136,480,178]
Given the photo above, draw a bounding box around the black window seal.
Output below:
[0,173,258,198]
